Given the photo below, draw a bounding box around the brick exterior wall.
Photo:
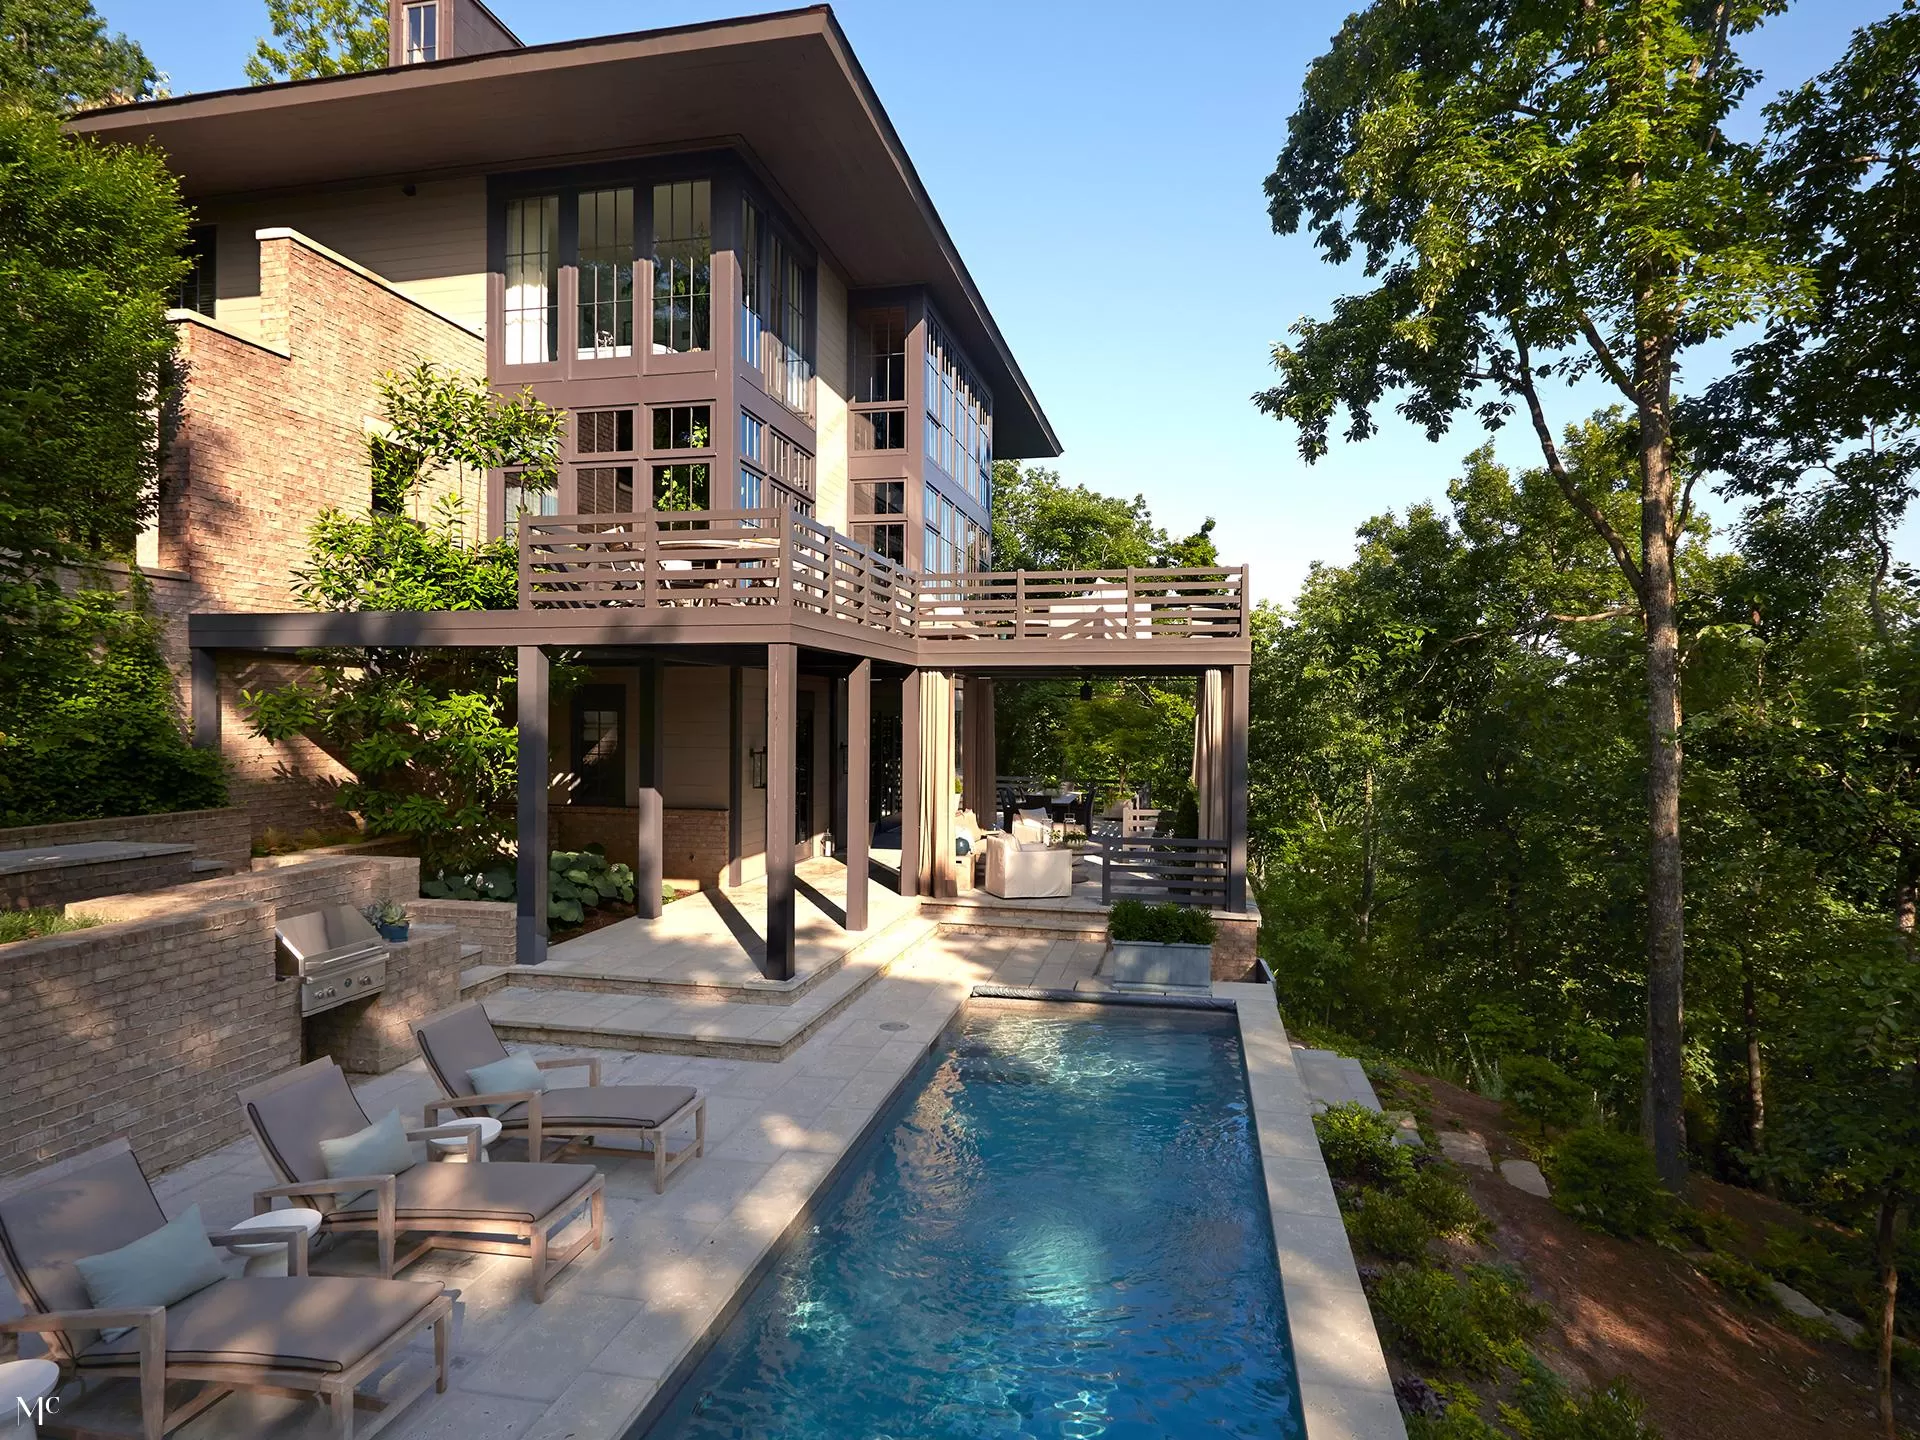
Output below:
[305,923,461,1075]
[409,897,516,968]
[160,230,486,842]
[2,846,194,913]
[553,805,731,888]
[1211,911,1260,983]
[0,807,252,874]
[0,902,300,1180]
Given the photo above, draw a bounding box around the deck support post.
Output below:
[898,668,921,898]
[516,645,550,965]
[636,662,666,921]
[846,659,871,931]
[1227,662,1250,913]
[727,666,743,888]
[766,642,797,981]
[190,649,219,750]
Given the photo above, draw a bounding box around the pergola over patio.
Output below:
[187,508,1253,979]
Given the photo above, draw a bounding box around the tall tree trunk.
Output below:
[1875,1192,1901,1440]
[1640,393,1688,1192]
[1740,954,1770,1192]
[1895,843,1919,959]
[1357,766,1375,945]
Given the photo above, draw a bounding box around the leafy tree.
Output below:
[0,577,226,825]
[1257,0,1810,1189]
[247,0,387,84]
[243,368,563,878]
[990,460,1215,572]
[0,0,157,112]
[0,103,184,606]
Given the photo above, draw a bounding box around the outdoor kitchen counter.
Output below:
[304,922,461,1075]
[1,841,196,912]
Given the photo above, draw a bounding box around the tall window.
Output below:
[577,189,633,359]
[575,409,635,518]
[175,225,216,315]
[923,483,982,574]
[570,687,625,807]
[852,480,906,564]
[504,196,558,365]
[652,180,711,354]
[924,315,993,506]
[652,405,710,452]
[403,2,438,62]
[851,306,906,452]
[740,199,813,414]
[501,471,558,541]
[739,409,813,514]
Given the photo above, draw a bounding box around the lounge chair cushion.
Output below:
[324,1160,596,1224]
[0,1144,171,1342]
[241,1061,378,1185]
[74,1203,227,1339]
[76,1276,443,1375]
[467,1054,548,1116]
[413,1002,511,1100]
[495,1084,698,1131]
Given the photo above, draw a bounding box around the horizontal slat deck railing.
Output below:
[520,514,1245,652]
[1100,836,1230,909]
[915,566,1248,644]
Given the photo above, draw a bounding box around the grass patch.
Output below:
[0,908,101,944]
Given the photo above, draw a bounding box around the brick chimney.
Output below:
[387,0,523,67]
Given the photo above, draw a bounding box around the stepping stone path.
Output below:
[1499,1158,1551,1198]
[1294,1048,1383,1113]
[1438,1131,1493,1169]
[1384,1110,1424,1148]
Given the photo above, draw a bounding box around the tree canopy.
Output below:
[247,0,388,84]
[0,0,157,112]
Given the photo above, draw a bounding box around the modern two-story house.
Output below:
[70,3,1253,976]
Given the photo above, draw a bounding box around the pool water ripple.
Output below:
[642,1004,1304,1439]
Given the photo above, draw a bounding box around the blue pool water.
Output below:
[641,1001,1304,1439]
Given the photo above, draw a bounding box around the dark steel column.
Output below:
[516,645,550,964]
[898,669,921,898]
[190,649,219,750]
[766,643,798,980]
[1227,662,1251,912]
[846,658,871,931]
[636,662,666,921]
[727,665,743,888]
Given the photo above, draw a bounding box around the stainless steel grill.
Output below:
[275,905,388,1017]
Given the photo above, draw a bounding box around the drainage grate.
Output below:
[878,1021,909,1031]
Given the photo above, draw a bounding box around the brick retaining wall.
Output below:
[554,805,731,888]
[0,902,299,1180]
[305,923,461,1075]
[76,854,418,927]
[409,897,517,968]
[2,845,195,913]
[0,808,251,873]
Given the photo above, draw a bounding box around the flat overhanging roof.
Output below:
[69,5,1059,458]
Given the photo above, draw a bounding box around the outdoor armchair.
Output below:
[413,1001,706,1193]
[983,832,1075,900]
[238,1057,604,1303]
[0,1138,451,1440]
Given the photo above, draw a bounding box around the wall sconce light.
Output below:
[749,746,767,789]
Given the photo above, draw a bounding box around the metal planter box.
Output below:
[1107,939,1213,988]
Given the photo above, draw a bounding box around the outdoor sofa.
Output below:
[0,1138,451,1440]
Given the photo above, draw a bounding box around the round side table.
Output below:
[428,1115,502,1163]
[0,1357,61,1438]
[226,1207,323,1276]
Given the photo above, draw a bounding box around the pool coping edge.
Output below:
[1216,980,1410,1440]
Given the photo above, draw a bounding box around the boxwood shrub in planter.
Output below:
[1106,899,1217,987]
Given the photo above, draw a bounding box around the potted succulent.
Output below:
[1106,899,1216,988]
[363,898,411,942]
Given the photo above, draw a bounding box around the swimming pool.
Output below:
[640,1000,1304,1439]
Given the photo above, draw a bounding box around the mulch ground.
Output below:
[1400,1074,1912,1439]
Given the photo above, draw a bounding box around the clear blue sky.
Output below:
[100,0,1903,602]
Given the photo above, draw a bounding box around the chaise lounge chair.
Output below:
[413,1002,706,1193]
[0,1139,451,1440]
[238,1058,604,1303]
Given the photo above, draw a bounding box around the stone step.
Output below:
[1295,1048,1383,1113]
[482,916,937,1061]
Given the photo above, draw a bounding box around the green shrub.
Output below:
[1508,1355,1658,1440]
[546,846,636,927]
[1345,1189,1438,1264]
[1106,898,1216,945]
[0,909,100,945]
[1403,1167,1488,1241]
[1367,1263,1546,1374]
[1408,1404,1503,1440]
[1503,1054,1591,1135]
[1314,1102,1415,1187]
[1549,1128,1669,1238]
